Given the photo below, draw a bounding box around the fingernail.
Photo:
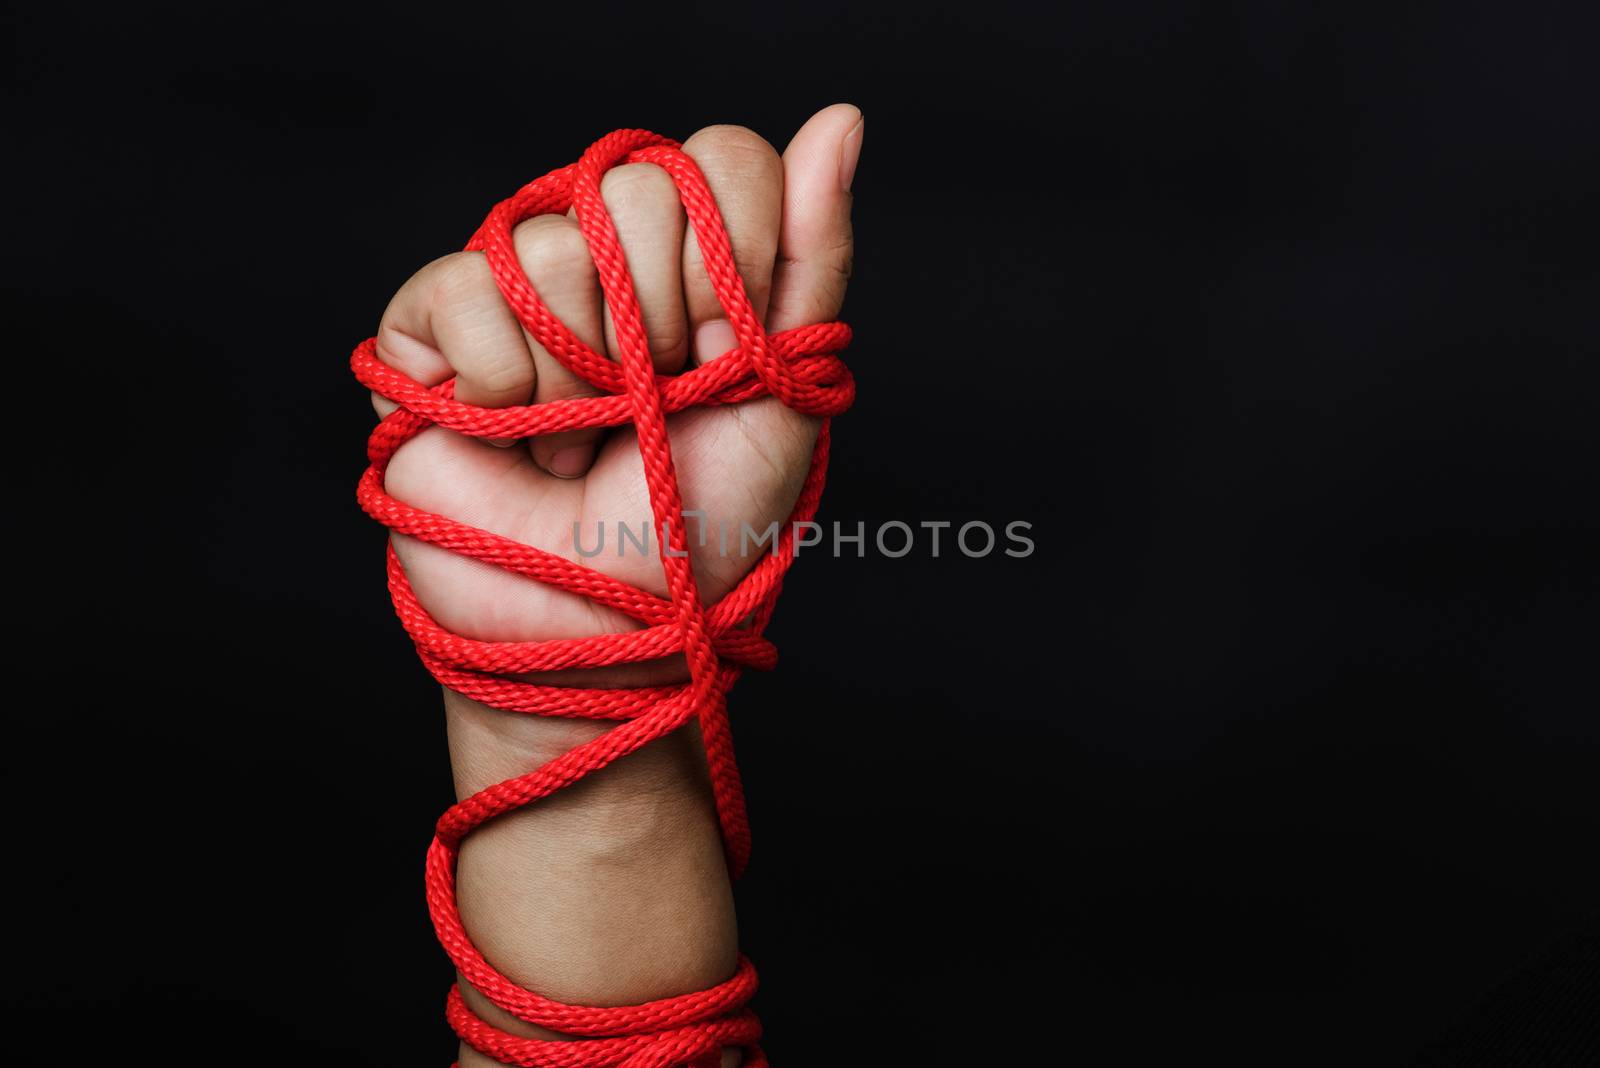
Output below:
[548,443,595,479]
[839,115,864,192]
[487,437,516,448]
[693,319,738,364]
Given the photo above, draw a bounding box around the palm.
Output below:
[387,398,815,658]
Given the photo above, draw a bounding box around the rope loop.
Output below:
[352,127,853,1067]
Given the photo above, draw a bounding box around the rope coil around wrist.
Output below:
[351,129,854,1067]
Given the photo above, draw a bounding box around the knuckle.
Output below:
[686,236,771,294]
[426,253,532,398]
[537,373,601,402]
[512,215,593,280]
[682,124,779,179]
[734,245,774,286]
[647,322,688,366]
[600,163,676,213]
[478,354,534,397]
[429,252,494,313]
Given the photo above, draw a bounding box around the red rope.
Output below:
[352,129,854,1067]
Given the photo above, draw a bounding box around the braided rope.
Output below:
[352,129,854,1067]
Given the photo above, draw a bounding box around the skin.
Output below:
[369,104,864,1066]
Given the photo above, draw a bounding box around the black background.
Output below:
[9,2,1598,1064]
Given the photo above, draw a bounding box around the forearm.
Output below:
[444,688,740,1067]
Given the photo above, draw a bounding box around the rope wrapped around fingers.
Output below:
[352,129,854,1067]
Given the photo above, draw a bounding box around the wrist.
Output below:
[441,685,740,1056]
[443,687,715,854]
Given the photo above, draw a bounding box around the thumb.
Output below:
[767,103,863,333]
[663,105,863,602]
